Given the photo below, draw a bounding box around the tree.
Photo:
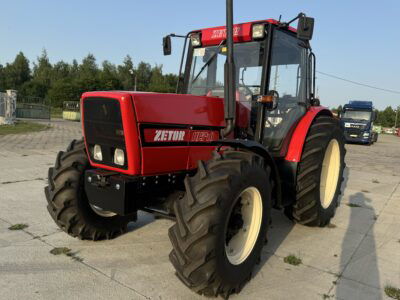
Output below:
[19,80,48,99]
[76,54,100,92]
[52,61,71,82]
[99,61,121,90]
[376,106,396,127]
[2,52,31,90]
[118,55,135,90]
[1,50,184,105]
[0,64,5,91]
[47,80,80,107]
[149,65,167,92]
[32,50,53,94]
[136,61,152,91]
[70,59,79,77]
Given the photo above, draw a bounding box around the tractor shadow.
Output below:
[336,191,381,299]
[126,210,156,232]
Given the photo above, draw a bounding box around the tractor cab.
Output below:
[165,16,316,157]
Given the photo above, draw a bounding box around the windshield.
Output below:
[342,110,371,121]
[187,41,264,99]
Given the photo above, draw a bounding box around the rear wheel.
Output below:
[45,139,134,240]
[168,150,272,297]
[287,115,346,227]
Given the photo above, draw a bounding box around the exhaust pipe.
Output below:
[223,0,236,137]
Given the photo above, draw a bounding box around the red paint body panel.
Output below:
[141,146,189,175]
[187,146,216,169]
[285,106,332,162]
[81,92,142,175]
[199,19,297,46]
[132,93,225,127]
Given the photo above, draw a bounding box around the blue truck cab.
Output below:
[340,101,378,144]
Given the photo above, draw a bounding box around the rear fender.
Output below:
[285,107,333,163]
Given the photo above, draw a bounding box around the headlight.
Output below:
[190,33,201,47]
[93,144,103,161]
[363,132,370,137]
[252,24,265,39]
[114,148,125,166]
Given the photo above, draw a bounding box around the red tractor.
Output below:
[45,1,346,297]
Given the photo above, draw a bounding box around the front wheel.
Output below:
[45,139,134,240]
[287,115,346,227]
[168,150,272,297]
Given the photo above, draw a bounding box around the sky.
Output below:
[1,0,399,110]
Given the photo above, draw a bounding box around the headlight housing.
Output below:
[363,132,370,137]
[190,33,202,47]
[252,24,265,39]
[93,144,103,161]
[113,148,125,166]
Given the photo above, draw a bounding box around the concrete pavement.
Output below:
[0,120,399,299]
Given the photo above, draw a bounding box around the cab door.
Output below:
[262,29,309,156]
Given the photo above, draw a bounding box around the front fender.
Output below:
[214,139,282,207]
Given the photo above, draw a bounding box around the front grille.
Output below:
[345,128,361,138]
[83,97,127,169]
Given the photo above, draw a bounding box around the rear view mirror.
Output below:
[163,35,172,56]
[297,16,314,41]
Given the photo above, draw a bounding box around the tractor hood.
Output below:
[131,92,225,127]
[81,91,225,176]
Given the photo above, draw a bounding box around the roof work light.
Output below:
[252,24,265,39]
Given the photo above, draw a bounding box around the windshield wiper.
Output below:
[191,40,225,85]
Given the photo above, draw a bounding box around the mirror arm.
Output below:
[279,12,306,28]
[170,33,187,39]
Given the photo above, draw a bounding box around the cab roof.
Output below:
[196,19,297,46]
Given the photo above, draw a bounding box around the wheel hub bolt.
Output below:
[88,176,92,183]
[115,184,120,190]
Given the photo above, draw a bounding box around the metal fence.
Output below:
[16,95,50,120]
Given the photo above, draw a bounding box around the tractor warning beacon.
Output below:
[45,1,346,297]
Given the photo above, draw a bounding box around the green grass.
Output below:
[50,247,71,255]
[284,254,302,266]
[346,203,362,208]
[8,223,29,230]
[385,285,400,300]
[50,247,83,262]
[0,121,49,136]
[50,107,63,119]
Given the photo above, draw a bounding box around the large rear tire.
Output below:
[288,115,346,227]
[168,150,272,297]
[45,139,133,240]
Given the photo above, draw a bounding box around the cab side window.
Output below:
[263,30,308,155]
